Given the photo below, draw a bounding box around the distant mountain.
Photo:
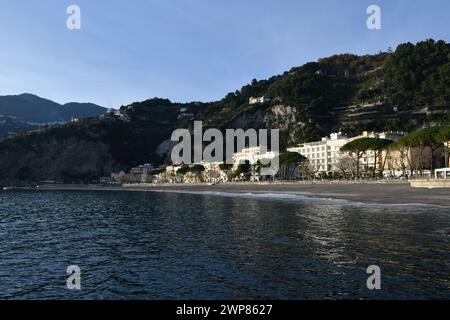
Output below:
[0,93,107,124]
[0,39,449,183]
[60,102,108,122]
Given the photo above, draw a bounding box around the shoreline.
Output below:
[9,181,450,207]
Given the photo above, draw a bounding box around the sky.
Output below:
[0,0,448,108]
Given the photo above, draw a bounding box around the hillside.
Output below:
[0,115,38,138]
[0,39,449,183]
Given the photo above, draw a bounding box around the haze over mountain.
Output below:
[0,93,107,123]
[0,93,107,137]
[0,39,449,183]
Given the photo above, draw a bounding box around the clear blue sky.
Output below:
[0,0,448,108]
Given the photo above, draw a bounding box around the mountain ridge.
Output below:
[0,93,107,123]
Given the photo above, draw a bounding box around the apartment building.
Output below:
[287,131,406,174]
[232,146,278,168]
[130,163,154,175]
[201,161,228,183]
[287,132,350,172]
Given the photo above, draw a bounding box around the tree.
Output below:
[341,138,392,178]
[277,152,307,180]
[177,165,190,175]
[409,127,439,171]
[298,160,315,180]
[234,162,251,181]
[437,126,450,167]
[367,138,393,178]
[419,127,442,171]
[341,138,371,178]
[190,164,205,173]
[219,163,233,171]
[394,131,425,171]
[336,156,357,178]
[393,126,448,174]
[387,141,410,177]
[219,163,233,182]
[386,39,450,108]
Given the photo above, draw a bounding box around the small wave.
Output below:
[149,189,449,210]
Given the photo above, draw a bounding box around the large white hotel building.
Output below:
[287,131,404,173]
[287,132,350,172]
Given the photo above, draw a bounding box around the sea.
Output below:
[0,189,449,299]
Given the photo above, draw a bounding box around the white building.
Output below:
[130,163,154,175]
[232,146,278,168]
[113,110,131,122]
[249,96,269,105]
[230,146,278,181]
[287,131,405,174]
[356,131,405,141]
[201,162,228,183]
[287,132,350,172]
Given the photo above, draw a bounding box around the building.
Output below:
[355,131,405,175]
[113,110,131,122]
[232,146,278,168]
[165,164,184,183]
[248,96,269,105]
[130,163,154,175]
[124,164,155,183]
[177,107,194,120]
[384,144,446,177]
[165,164,182,175]
[231,146,278,181]
[150,165,182,184]
[287,132,350,173]
[100,171,127,185]
[201,162,228,183]
[287,131,406,175]
[358,131,405,140]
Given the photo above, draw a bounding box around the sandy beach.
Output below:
[23,181,450,207]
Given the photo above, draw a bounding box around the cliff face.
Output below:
[0,39,449,183]
[0,138,114,181]
[0,101,185,182]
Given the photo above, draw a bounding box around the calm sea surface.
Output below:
[0,190,449,299]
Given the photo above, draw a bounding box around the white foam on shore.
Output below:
[149,189,449,210]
